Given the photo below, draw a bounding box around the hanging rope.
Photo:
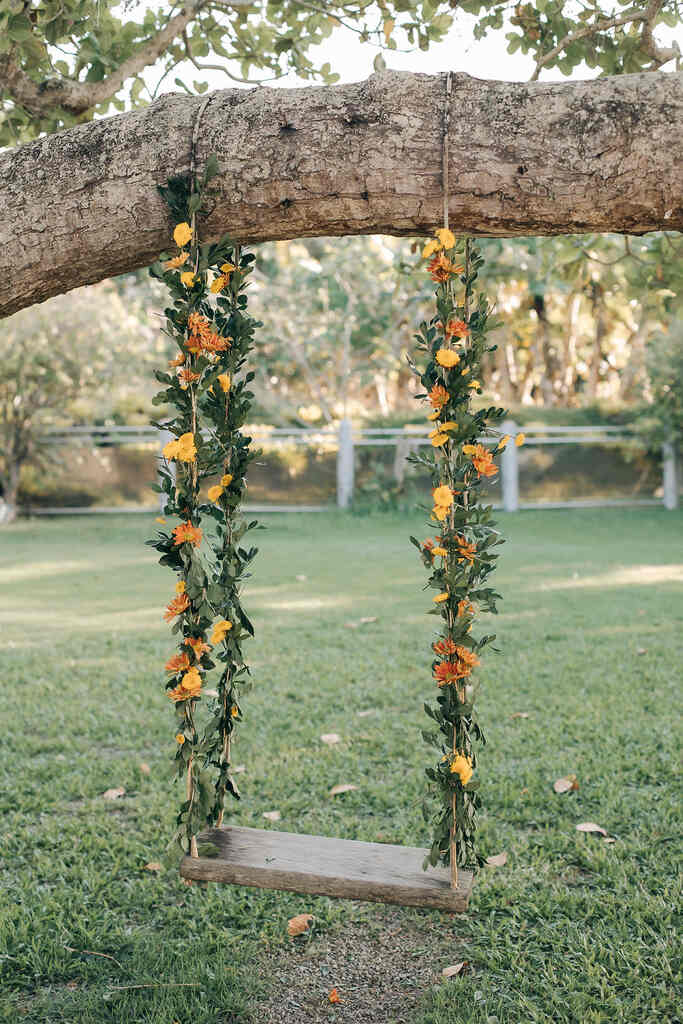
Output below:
[442,72,452,231]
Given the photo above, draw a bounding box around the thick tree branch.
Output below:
[641,0,681,68]
[530,8,647,81]
[1,69,682,318]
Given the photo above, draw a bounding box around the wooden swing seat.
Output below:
[179,825,473,911]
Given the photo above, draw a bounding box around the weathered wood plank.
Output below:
[179,825,473,912]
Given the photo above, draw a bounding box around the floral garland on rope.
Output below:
[147,162,260,856]
[410,228,524,878]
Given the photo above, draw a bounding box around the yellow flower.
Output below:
[180,271,196,288]
[436,348,460,368]
[230,705,239,718]
[207,484,223,502]
[440,421,457,431]
[180,666,202,696]
[155,516,166,524]
[164,253,189,271]
[210,276,227,294]
[432,546,447,557]
[433,592,449,604]
[515,433,526,447]
[210,619,233,644]
[427,410,440,422]
[431,433,449,447]
[461,367,470,376]
[422,239,441,259]
[221,473,233,487]
[431,505,449,522]
[175,733,185,745]
[175,432,197,462]
[450,752,473,785]
[173,222,193,247]
[468,380,481,389]
[175,580,186,594]
[432,485,454,507]
[435,227,456,250]
[220,262,236,275]
[497,435,511,451]
[217,372,231,393]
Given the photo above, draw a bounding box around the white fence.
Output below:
[28,419,679,514]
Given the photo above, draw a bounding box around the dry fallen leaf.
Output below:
[553,775,579,794]
[636,647,647,656]
[357,709,375,718]
[287,913,313,937]
[344,621,359,629]
[144,861,162,872]
[359,616,378,624]
[139,762,151,776]
[510,712,530,719]
[328,988,342,1004]
[232,764,246,774]
[321,733,341,745]
[102,787,125,800]
[296,574,308,582]
[329,783,358,796]
[442,962,468,978]
[66,981,78,991]
[485,851,507,867]
[576,822,608,837]
[263,810,281,821]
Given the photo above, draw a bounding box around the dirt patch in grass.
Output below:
[258,905,468,1024]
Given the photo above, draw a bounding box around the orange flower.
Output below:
[422,538,435,555]
[463,443,498,478]
[433,646,480,686]
[457,598,475,617]
[163,592,190,622]
[444,318,469,341]
[433,592,449,604]
[427,253,464,283]
[201,331,231,353]
[428,384,449,410]
[168,352,186,368]
[184,636,211,659]
[456,535,477,565]
[165,652,191,675]
[188,312,211,336]
[433,637,457,657]
[432,546,447,557]
[167,666,202,702]
[172,521,202,547]
[175,733,185,745]
[450,752,473,785]
[328,988,342,1005]
[178,368,201,386]
[164,252,189,271]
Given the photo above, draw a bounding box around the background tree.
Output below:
[1,0,679,146]
[0,277,166,521]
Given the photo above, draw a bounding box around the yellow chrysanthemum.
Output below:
[230,705,239,718]
[435,227,456,250]
[221,473,233,487]
[173,222,193,247]
[422,239,441,259]
[432,485,454,507]
[431,505,449,522]
[207,485,223,502]
[175,733,185,745]
[180,271,196,288]
[155,516,166,524]
[210,619,233,644]
[436,348,460,368]
[431,433,449,447]
[432,546,447,557]
[497,434,511,451]
[515,433,526,447]
[433,592,449,604]
[440,421,457,431]
[175,580,186,594]
[468,380,481,390]
[427,410,440,422]
[217,372,231,393]
[450,752,473,785]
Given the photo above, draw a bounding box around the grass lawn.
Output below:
[1,508,681,1024]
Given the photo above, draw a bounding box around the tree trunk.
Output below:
[1,69,682,318]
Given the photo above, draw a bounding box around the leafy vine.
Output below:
[147,162,261,856]
[410,229,524,873]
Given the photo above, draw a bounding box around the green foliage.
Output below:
[148,165,262,853]
[636,323,683,446]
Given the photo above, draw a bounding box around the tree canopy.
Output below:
[1,0,680,145]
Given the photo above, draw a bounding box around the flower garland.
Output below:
[410,229,524,876]
[147,164,260,856]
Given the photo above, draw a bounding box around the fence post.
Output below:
[662,441,679,510]
[159,429,175,512]
[501,418,519,512]
[337,418,354,509]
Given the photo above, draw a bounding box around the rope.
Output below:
[190,94,213,185]
[442,72,452,230]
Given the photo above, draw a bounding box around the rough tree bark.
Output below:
[1,69,682,318]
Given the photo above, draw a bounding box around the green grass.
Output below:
[1,509,681,1023]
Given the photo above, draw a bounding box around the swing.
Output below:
[155,76,488,914]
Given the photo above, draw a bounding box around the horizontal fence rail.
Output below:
[17,420,679,515]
